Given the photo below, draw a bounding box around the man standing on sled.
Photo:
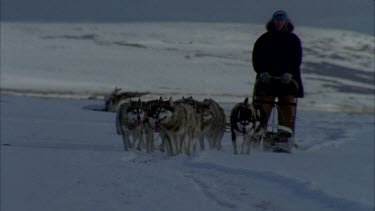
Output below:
[252,10,304,142]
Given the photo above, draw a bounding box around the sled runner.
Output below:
[262,127,295,153]
[252,77,299,153]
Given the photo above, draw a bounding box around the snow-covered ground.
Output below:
[1,22,374,211]
[1,94,374,211]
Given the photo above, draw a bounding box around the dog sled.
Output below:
[262,113,297,153]
[253,77,299,153]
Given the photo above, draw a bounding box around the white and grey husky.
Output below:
[199,99,226,151]
[155,98,202,156]
[230,97,265,154]
[116,99,145,151]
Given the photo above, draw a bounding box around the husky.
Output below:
[156,98,202,156]
[143,98,166,153]
[116,99,146,151]
[176,97,204,154]
[199,99,226,150]
[230,97,265,154]
[104,87,149,112]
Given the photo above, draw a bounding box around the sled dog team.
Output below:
[116,97,266,155]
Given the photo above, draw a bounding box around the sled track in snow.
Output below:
[184,161,373,211]
[184,174,238,210]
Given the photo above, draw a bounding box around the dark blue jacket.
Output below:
[252,21,304,98]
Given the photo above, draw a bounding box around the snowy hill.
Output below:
[1,22,374,112]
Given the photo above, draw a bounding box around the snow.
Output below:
[1,22,374,110]
[1,22,374,211]
[1,95,374,211]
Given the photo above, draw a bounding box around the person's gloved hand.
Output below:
[281,73,293,84]
[260,72,271,83]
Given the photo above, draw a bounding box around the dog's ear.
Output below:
[169,97,174,107]
[244,97,249,105]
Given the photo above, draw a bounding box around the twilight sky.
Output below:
[1,0,374,35]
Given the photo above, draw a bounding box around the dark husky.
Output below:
[230,97,265,154]
[143,98,167,153]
